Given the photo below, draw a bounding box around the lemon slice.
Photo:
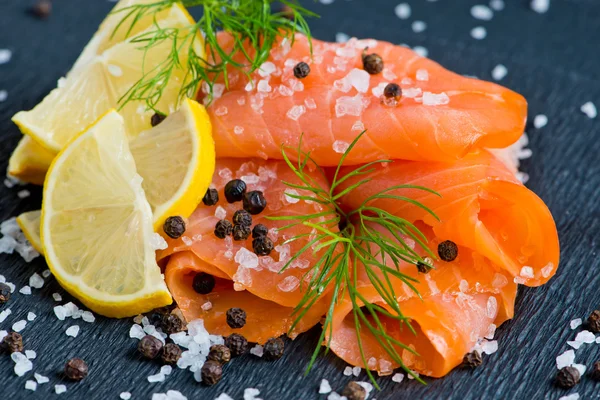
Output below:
[130,98,215,230]
[8,136,55,185]
[16,210,43,255]
[41,110,171,318]
[12,4,203,153]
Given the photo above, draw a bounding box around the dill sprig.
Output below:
[269,132,440,387]
[110,0,317,113]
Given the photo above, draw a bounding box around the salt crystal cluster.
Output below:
[152,390,187,400]
[0,217,40,262]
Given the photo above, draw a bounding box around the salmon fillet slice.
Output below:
[336,150,559,286]
[205,34,527,165]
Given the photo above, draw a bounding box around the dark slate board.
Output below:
[0,0,599,399]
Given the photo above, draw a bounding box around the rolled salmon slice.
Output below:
[205,34,527,165]
[336,150,560,285]
[165,252,326,343]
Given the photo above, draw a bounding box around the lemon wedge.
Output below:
[131,98,215,230]
[8,136,55,185]
[41,110,171,318]
[12,4,203,153]
[16,210,43,255]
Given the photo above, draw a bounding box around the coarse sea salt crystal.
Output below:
[42,269,51,278]
[53,293,62,302]
[336,32,350,43]
[346,68,370,93]
[459,279,469,293]
[319,379,332,394]
[570,318,582,330]
[423,92,450,106]
[234,126,244,135]
[0,330,7,341]
[471,5,494,20]
[0,308,12,323]
[215,206,227,219]
[55,385,67,394]
[533,114,548,128]
[471,26,487,40]
[413,46,429,57]
[258,61,276,77]
[416,69,429,81]
[581,101,597,119]
[0,49,12,64]
[531,0,550,13]
[541,262,554,278]
[286,105,306,121]
[214,106,228,116]
[25,380,37,391]
[82,311,95,323]
[567,340,582,350]
[394,3,411,19]
[14,359,33,377]
[304,97,317,109]
[12,320,27,332]
[215,395,234,400]
[120,393,132,400]
[573,364,586,376]
[18,190,30,199]
[201,301,212,311]
[250,344,264,357]
[27,312,36,321]
[335,94,366,117]
[0,90,7,102]
[412,20,427,33]
[277,276,300,292]
[556,349,575,369]
[485,323,497,339]
[283,189,300,204]
[257,80,272,93]
[278,85,294,97]
[487,296,498,318]
[352,366,361,376]
[150,233,168,251]
[481,340,498,354]
[520,266,534,278]
[575,330,596,344]
[29,273,44,288]
[558,394,580,400]
[392,372,404,383]
[343,366,353,376]
[19,286,32,295]
[332,140,350,154]
[327,393,344,400]
[490,0,505,11]
[235,248,259,269]
[35,373,49,384]
[66,325,80,337]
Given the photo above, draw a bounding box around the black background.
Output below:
[0,0,599,399]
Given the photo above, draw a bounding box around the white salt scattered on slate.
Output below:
[19,286,32,295]
[0,308,12,323]
[412,21,427,33]
[319,379,332,394]
[471,26,487,40]
[12,320,27,332]
[250,344,264,357]
[471,5,494,20]
[343,366,353,376]
[152,391,187,400]
[581,101,597,119]
[29,273,44,288]
[65,325,80,337]
[572,363,586,376]
[570,318,582,330]
[52,293,62,302]
[0,90,7,102]
[42,269,51,278]
[394,3,411,19]
[55,385,67,394]
[357,382,373,399]
[0,330,7,341]
[243,388,262,400]
[392,373,404,383]
[26,312,36,322]
[25,380,37,391]
[490,0,505,11]
[215,394,234,400]
[491,64,508,81]
[556,349,575,369]
[574,330,595,344]
[413,46,429,57]
[335,33,350,43]
[558,394,580,400]
[120,392,132,400]
[0,49,12,64]
[82,311,95,323]
[34,373,49,384]
[531,0,550,13]
[352,366,361,376]
[17,190,30,199]
[533,114,548,128]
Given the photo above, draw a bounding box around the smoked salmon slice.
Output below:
[204,34,527,165]
[336,150,560,286]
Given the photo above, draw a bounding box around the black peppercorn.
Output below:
[293,62,311,79]
[214,220,233,239]
[193,273,216,295]
[138,335,163,359]
[208,344,231,364]
[252,236,274,256]
[341,381,366,400]
[233,224,252,241]
[161,343,183,365]
[362,53,384,75]
[263,337,285,361]
[151,112,167,127]
[438,240,458,262]
[226,308,247,329]
[1,332,23,353]
[587,310,600,333]
[384,83,402,99]
[224,179,247,203]
[161,313,185,334]
[462,351,482,368]
[149,306,172,325]
[202,188,219,206]
[232,210,252,227]
[556,366,580,389]
[163,216,186,239]
[0,282,11,304]
[31,0,51,19]
[252,224,269,239]
[201,360,223,386]
[590,361,600,381]
[243,191,267,215]
[416,261,432,274]
[64,358,88,381]
[224,333,248,356]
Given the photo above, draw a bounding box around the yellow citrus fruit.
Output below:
[16,210,43,255]
[8,136,55,185]
[130,98,215,231]
[12,3,204,153]
[41,110,171,318]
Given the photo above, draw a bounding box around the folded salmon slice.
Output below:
[336,150,559,286]
[328,224,517,377]
[205,34,527,165]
